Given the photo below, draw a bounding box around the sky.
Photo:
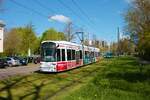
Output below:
[0,0,132,44]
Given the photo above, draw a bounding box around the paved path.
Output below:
[0,64,40,80]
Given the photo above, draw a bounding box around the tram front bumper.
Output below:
[40,62,57,72]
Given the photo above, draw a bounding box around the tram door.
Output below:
[76,51,80,65]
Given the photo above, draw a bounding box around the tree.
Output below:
[110,42,118,55]
[64,22,75,42]
[58,32,67,40]
[119,38,135,55]
[4,24,39,56]
[40,28,66,42]
[124,0,150,60]
[110,38,135,55]
[4,28,22,56]
[21,23,38,55]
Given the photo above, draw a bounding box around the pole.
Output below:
[67,22,72,41]
[117,27,120,56]
[75,31,84,64]
[87,32,89,46]
[81,32,84,63]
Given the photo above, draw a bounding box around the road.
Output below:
[0,64,40,80]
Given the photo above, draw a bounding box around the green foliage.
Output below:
[119,38,135,55]
[124,0,150,60]
[4,28,22,55]
[20,24,38,55]
[3,26,66,56]
[138,32,150,60]
[110,38,135,55]
[4,24,39,56]
[40,28,66,42]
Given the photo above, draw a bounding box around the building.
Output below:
[0,20,5,53]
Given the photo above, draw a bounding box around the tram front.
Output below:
[40,41,57,72]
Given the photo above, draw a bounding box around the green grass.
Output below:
[0,60,103,100]
[0,56,150,100]
[62,57,150,100]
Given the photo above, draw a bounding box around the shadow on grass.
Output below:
[105,57,150,82]
[19,81,45,100]
[0,76,46,100]
[0,62,98,100]
[118,56,135,60]
[106,70,150,82]
[0,76,26,100]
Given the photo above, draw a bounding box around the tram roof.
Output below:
[42,41,79,46]
[42,40,100,51]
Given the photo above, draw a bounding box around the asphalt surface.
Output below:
[0,64,40,80]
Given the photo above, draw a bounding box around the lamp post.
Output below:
[117,27,120,56]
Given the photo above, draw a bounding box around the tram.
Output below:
[40,41,100,72]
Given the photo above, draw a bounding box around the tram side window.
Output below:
[76,51,80,59]
[62,49,66,61]
[79,50,82,59]
[85,51,89,57]
[57,49,61,61]
[67,49,71,60]
[72,50,75,60]
[96,52,98,57]
[98,52,100,57]
[91,52,94,58]
[94,52,96,57]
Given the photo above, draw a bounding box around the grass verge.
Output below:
[62,57,150,100]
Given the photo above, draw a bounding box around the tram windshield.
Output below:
[41,42,56,62]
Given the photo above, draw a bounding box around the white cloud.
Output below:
[125,0,135,3]
[49,15,71,24]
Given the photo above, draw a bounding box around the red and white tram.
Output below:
[40,41,100,72]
